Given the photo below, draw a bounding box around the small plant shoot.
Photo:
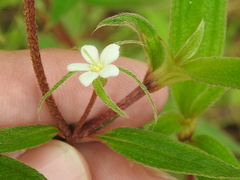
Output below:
[1,0,240,179]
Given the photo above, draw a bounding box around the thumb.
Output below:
[18,140,91,180]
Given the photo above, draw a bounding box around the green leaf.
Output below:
[0,155,46,179]
[148,111,184,135]
[169,0,227,118]
[181,57,240,90]
[175,20,205,64]
[190,135,240,180]
[169,0,226,57]
[184,86,225,118]
[97,127,240,178]
[195,118,240,155]
[50,0,79,23]
[191,135,240,167]
[114,40,144,46]
[171,82,225,118]
[0,125,58,153]
[96,13,165,71]
[37,71,78,114]
[83,0,161,7]
[92,78,127,117]
[118,66,158,121]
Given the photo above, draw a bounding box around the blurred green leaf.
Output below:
[139,6,170,42]
[97,127,240,178]
[38,33,66,48]
[0,125,58,153]
[195,118,240,155]
[0,0,20,9]
[175,20,204,64]
[92,78,127,117]
[83,0,161,7]
[0,155,46,179]
[96,13,165,72]
[50,0,79,23]
[181,57,240,90]
[169,0,227,118]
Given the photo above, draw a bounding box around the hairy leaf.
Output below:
[0,125,58,153]
[169,0,226,57]
[92,78,127,117]
[97,128,240,178]
[96,13,165,71]
[0,155,46,179]
[181,57,240,89]
[191,135,240,180]
[169,0,227,118]
[191,135,239,167]
[175,20,204,64]
[115,40,144,46]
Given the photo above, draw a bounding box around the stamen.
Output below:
[90,62,103,72]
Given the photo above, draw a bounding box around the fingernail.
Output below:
[18,140,91,180]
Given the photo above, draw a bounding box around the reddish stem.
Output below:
[23,0,71,139]
[186,175,195,180]
[72,91,97,140]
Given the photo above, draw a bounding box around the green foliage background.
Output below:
[1,0,240,175]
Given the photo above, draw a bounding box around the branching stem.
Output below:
[78,85,145,140]
[77,73,155,140]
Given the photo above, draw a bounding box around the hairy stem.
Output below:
[72,91,97,140]
[23,0,71,139]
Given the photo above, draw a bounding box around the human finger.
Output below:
[18,140,91,180]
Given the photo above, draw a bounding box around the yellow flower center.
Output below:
[90,62,104,72]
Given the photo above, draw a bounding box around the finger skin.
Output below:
[18,140,91,180]
[77,141,170,180]
[18,140,169,180]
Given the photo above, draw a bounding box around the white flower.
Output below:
[67,44,120,87]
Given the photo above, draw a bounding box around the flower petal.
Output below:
[81,45,99,64]
[99,64,119,78]
[67,63,90,71]
[100,44,120,65]
[79,71,99,87]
